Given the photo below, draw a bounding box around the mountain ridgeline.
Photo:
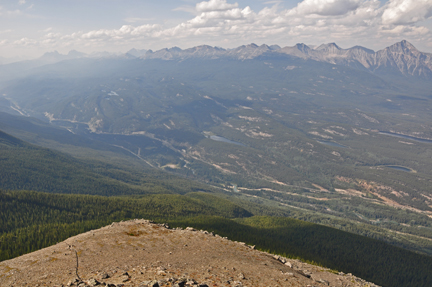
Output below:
[138,40,432,79]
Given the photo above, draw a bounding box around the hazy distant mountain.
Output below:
[129,40,431,79]
[38,50,87,64]
[125,48,147,58]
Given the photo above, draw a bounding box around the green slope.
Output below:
[0,129,212,195]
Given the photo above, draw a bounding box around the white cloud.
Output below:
[18,0,26,5]
[382,0,432,25]
[196,0,238,13]
[13,37,37,46]
[80,24,162,41]
[289,0,364,16]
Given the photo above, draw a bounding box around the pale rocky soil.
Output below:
[0,220,379,287]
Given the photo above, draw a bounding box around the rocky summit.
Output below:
[0,219,379,287]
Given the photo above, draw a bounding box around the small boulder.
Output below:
[87,278,100,286]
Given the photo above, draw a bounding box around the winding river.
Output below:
[379,131,432,144]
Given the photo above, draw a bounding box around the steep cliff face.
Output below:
[0,220,379,287]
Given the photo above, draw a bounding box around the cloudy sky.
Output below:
[1,0,432,58]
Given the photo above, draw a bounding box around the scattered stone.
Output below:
[186,278,197,285]
[318,278,329,285]
[87,278,100,286]
[297,270,311,278]
[120,275,130,283]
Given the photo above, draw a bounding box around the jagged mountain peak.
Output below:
[185,45,225,52]
[42,50,61,56]
[168,46,182,52]
[315,43,342,52]
[295,43,311,52]
[126,48,147,58]
[269,44,281,50]
[372,40,432,77]
[349,45,375,54]
[384,40,418,54]
[39,50,62,61]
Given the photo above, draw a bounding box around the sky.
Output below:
[1,0,432,59]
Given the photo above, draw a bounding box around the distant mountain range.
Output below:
[31,40,432,80]
[1,40,430,80]
[139,40,432,79]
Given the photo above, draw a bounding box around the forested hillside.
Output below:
[1,190,432,287]
[0,130,212,195]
